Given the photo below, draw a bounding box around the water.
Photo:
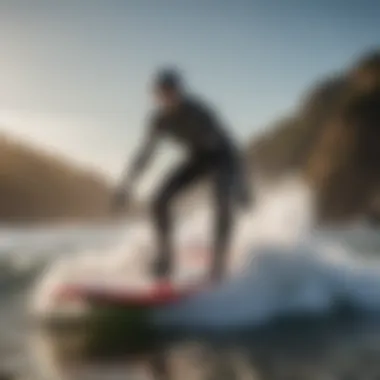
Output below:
[2,177,380,379]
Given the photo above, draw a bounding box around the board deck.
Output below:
[56,279,210,307]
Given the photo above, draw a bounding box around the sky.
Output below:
[0,0,380,180]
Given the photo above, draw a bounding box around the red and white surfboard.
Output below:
[55,279,210,307]
[54,244,213,307]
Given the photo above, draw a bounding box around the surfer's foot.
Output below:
[152,257,171,279]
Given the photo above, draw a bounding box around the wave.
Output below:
[0,222,131,293]
[153,240,380,329]
[30,233,380,330]
[0,252,47,295]
[29,177,380,330]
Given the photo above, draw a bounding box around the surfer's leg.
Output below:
[152,159,209,277]
[211,165,235,281]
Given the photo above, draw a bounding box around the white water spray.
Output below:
[31,175,380,328]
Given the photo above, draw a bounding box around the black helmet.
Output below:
[154,67,183,91]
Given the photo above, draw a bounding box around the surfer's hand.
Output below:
[111,186,130,214]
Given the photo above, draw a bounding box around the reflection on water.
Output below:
[28,318,380,380]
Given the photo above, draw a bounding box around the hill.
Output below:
[248,50,380,224]
[0,135,112,222]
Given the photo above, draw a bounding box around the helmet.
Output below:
[154,67,183,91]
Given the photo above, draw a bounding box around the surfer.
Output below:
[113,68,251,281]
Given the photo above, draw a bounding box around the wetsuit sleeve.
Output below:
[194,102,233,151]
[121,114,162,187]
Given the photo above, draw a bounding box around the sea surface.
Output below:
[1,179,380,379]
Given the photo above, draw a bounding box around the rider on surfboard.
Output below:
[113,68,251,281]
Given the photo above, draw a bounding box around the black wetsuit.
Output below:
[133,96,247,279]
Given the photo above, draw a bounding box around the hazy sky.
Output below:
[0,0,379,179]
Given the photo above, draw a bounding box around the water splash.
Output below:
[28,176,380,329]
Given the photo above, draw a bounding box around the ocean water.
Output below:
[2,177,380,379]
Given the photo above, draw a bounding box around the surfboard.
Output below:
[53,242,213,308]
[55,279,209,307]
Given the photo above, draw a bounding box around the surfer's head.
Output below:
[152,67,184,110]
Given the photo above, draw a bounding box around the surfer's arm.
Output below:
[119,122,161,189]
